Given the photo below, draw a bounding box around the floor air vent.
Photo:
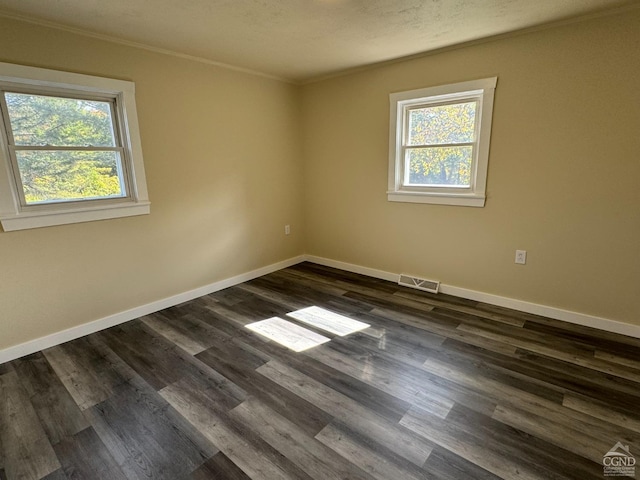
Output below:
[398,274,440,294]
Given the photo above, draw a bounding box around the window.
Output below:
[388,77,497,207]
[0,62,149,231]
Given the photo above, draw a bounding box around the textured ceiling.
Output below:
[0,0,636,82]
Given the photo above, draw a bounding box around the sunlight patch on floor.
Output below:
[245,317,330,352]
[287,306,369,336]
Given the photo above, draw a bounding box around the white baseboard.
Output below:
[0,255,306,364]
[304,255,400,283]
[304,255,640,339]
[3,252,638,364]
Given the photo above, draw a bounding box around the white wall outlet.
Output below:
[515,250,527,265]
[284,224,291,235]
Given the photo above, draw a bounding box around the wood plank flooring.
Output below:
[1,262,640,479]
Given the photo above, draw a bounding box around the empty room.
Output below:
[0,0,639,479]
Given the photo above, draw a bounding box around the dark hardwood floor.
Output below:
[1,262,639,479]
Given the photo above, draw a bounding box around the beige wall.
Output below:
[301,10,640,324]
[0,17,305,350]
[1,9,639,353]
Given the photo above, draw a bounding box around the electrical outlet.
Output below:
[515,250,527,265]
[284,224,291,235]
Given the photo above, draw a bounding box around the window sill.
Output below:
[0,201,150,231]
[387,191,485,207]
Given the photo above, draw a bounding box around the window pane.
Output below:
[408,101,476,146]
[16,150,125,204]
[406,146,472,187]
[4,93,116,147]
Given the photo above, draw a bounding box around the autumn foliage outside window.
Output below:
[388,77,497,207]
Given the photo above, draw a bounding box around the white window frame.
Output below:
[388,77,497,207]
[0,62,150,231]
